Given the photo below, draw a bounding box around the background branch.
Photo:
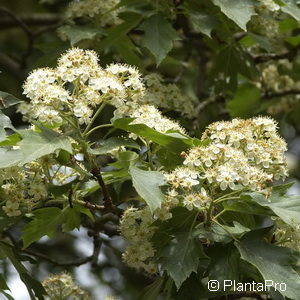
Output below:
[252,47,300,63]
[0,13,61,28]
[4,230,102,267]
[262,89,300,99]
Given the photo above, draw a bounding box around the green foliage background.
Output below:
[1,0,300,299]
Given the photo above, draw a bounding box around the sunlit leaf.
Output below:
[212,0,256,30]
[129,166,166,212]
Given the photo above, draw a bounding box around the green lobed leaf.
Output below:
[156,147,184,171]
[213,45,258,92]
[0,91,22,109]
[152,207,199,249]
[129,166,166,212]
[141,13,179,66]
[245,183,300,228]
[22,207,65,248]
[227,83,261,118]
[110,150,139,170]
[196,221,250,244]
[0,274,14,300]
[58,25,100,46]
[0,133,21,146]
[0,242,46,300]
[0,111,15,142]
[212,0,256,31]
[0,213,21,233]
[18,127,73,162]
[80,179,100,196]
[159,232,209,289]
[235,229,300,300]
[89,136,140,155]
[62,207,81,232]
[114,36,142,67]
[22,205,93,248]
[0,148,23,168]
[113,118,202,152]
[188,13,218,37]
[0,127,72,168]
[281,0,300,22]
[139,277,164,300]
[207,243,241,289]
[223,197,274,216]
[0,274,10,292]
[97,12,143,51]
[62,205,94,232]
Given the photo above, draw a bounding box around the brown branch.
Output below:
[0,9,62,69]
[263,89,300,99]
[33,21,64,38]
[78,199,122,216]
[83,201,105,211]
[4,230,102,267]
[0,13,61,28]
[0,7,34,68]
[252,47,299,63]
[0,53,22,78]
[0,7,32,37]
[91,168,114,211]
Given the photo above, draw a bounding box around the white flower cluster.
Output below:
[120,207,157,273]
[163,166,212,211]
[274,220,300,252]
[139,73,197,119]
[259,61,300,114]
[21,48,184,135]
[164,117,288,211]
[200,117,288,183]
[129,104,186,134]
[1,163,48,217]
[65,0,121,27]
[153,189,179,220]
[42,272,90,300]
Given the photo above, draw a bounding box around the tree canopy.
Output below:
[1,0,300,299]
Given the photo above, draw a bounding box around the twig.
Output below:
[252,47,299,63]
[23,249,95,267]
[0,53,22,78]
[4,230,102,267]
[0,13,61,28]
[91,168,114,211]
[0,7,34,68]
[263,89,300,99]
[33,21,64,38]
[68,188,73,208]
[75,199,123,217]
[81,200,105,211]
[196,95,225,112]
[0,7,32,36]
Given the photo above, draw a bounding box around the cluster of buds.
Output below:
[42,272,90,300]
[119,207,157,274]
[1,162,48,217]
